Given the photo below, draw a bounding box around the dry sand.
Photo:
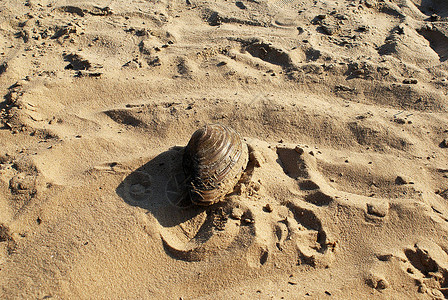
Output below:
[1,0,448,298]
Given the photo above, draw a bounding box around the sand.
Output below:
[0,0,448,298]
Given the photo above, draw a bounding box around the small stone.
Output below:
[263,204,273,213]
[366,275,389,290]
[367,203,388,217]
[376,254,393,261]
[337,85,355,93]
[243,218,254,224]
[230,207,243,220]
[440,138,448,148]
[395,175,413,185]
[403,78,418,84]
[393,118,406,124]
[376,279,388,290]
[357,25,368,32]
[0,61,7,75]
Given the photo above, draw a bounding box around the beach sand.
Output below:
[0,0,448,298]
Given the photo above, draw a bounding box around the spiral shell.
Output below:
[183,124,248,206]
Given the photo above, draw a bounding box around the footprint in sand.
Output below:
[160,202,250,262]
[273,14,299,28]
[402,241,448,298]
[122,170,152,202]
[0,224,16,265]
[119,140,345,268]
[149,140,338,268]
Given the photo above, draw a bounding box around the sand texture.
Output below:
[1,0,448,298]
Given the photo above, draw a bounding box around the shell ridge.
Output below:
[183,124,248,205]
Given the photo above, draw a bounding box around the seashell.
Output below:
[183,123,248,206]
